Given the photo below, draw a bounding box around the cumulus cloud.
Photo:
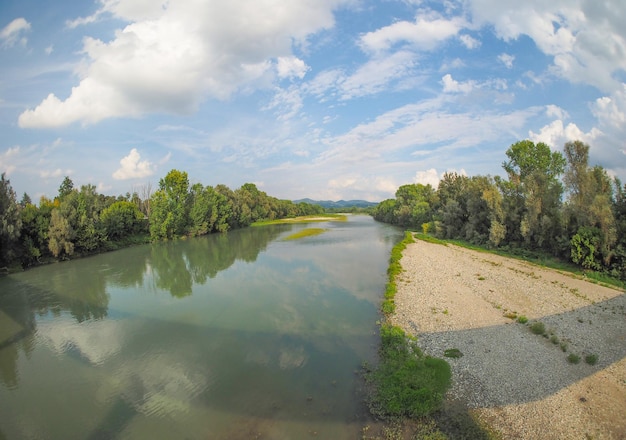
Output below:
[113,148,155,180]
[441,73,477,94]
[466,0,626,92]
[414,168,440,186]
[19,0,346,128]
[1,17,31,48]
[529,120,601,149]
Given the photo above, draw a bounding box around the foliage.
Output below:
[567,353,581,364]
[366,324,451,419]
[584,354,598,365]
[530,321,546,335]
[0,173,22,267]
[1,170,323,270]
[283,228,326,240]
[373,139,626,284]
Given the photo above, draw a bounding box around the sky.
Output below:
[1,0,625,202]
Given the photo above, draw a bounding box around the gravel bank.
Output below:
[391,238,626,440]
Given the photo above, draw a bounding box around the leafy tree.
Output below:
[149,169,190,240]
[502,140,565,251]
[100,201,144,240]
[0,173,22,267]
[48,209,75,258]
[58,176,74,199]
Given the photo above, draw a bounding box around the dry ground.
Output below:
[391,238,626,440]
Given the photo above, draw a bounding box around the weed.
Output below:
[530,321,546,335]
[517,315,528,324]
[444,348,463,358]
[504,311,518,320]
[549,334,560,345]
[442,309,449,315]
[560,342,568,352]
[585,354,598,365]
[477,276,486,281]
[567,354,581,364]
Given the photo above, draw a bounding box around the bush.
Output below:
[530,321,546,335]
[584,354,598,365]
[567,353,581,364]
[517,315,528,324]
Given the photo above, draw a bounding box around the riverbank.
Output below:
[391,236,626,439]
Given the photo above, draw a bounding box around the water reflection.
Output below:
[0,216,403,439]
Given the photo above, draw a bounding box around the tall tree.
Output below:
[0,173,22,267]
[502,140,566,251]
[58,176,74,199]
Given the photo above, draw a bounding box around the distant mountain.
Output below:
[293,198,379,209]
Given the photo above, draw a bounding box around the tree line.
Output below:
[373,140,626,281]
[0,169,323,270]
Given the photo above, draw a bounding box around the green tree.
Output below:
[563,141,617,267]
[502,140,565,251]
[100,201,144,240]
[149,169,190,240]
[48,209,75,258]
[0,173,22,267]
[58,176,74,199]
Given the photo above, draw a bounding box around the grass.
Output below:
[283,228,327,240]
[252,214,347,226]
[585,354,599,365]
[365,324,451,419]
[444,348,463,358]
[567,353,581,364]
[381,231,415,315]
[530,321,546,335]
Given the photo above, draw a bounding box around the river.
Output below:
[0,215,401,439]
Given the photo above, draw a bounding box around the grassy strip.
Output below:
[252,214,347,226]
[365,324,451,419]
[365,231,451,419]
[283,228,327,240]
[382,231,414,315]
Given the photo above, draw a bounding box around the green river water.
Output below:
[0,215,401,439]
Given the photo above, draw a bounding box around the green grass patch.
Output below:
[530,321,546,335]
[252,214,347,226]
[444,348,463,358]
[365,325,451,419]
[567,353,581,364]
[584,354,598,365]
[283,228,327,240]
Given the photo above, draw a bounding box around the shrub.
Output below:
[567,354,581,364]
[530,321,546,335]
[444,348,463,358]
[517,315,528,324]
[584,354,598,365]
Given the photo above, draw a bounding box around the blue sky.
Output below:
[1,0,625,202]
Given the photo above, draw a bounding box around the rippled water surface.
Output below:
[0,215,401,439]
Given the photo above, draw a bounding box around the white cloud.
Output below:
[459,34,480,49]
[441,74,476,94]
[1,17,31,48]
[529,119,601,149]
[414,168,440,186]
[19,0,347,128]
[276,56,309,80]
[466,0,626,92]
[360,11,465,53]
[545,104,569,120]
[113,148,156,180]
[498,53,515,69]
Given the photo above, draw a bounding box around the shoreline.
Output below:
[391,237,626,439]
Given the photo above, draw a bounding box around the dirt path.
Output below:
[391,238,626,440]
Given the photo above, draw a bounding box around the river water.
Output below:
[0,215,401,439]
